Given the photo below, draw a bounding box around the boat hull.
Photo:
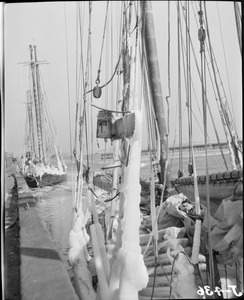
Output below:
[171,169,243,214]
[24,172,67,188]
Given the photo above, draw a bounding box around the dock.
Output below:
[5,167,78,300]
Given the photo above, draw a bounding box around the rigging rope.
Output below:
[84,1,93,173]
[181,1,229,170]
[216,3,236,126]
[84,51,122,95]
[89,7,94,162]
[73,2,83,161]
[184,2,193,175]
[73,2,90,212]
[203,2,242,170]
[165,1,171,143]
[177,1,183,178]
[64,3,73,162]
[95,1,109,85]
[233,2,242,56]
[199,2,215,294]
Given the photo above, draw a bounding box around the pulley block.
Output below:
[93,85,102,98]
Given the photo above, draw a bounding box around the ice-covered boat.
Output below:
[21,45,67,188]
[68,1,242,299]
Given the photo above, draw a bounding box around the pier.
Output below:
[4,165,78,300]
[95,140,243,160]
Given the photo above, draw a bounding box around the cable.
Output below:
[64,3,73,162]
[95,1,109,85]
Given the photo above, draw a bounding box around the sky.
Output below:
[3,1,242,157]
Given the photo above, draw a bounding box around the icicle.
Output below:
[90,224,112,300]
[68,173,95,300]
[68,214,96,300]
[109,110,148,300]
[95,222,111,282]
[89,187,111,281]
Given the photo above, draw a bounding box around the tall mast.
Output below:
[33,45,46,163]
[141,1,170,189]
[26,90,36,155]
[29,45,42,162]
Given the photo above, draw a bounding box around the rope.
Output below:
[184,2,193,174]
[84,52,122,95]
[177,4,197,174]
[181,1,229,170]
[64,3,73,162]
[233,2,242,56]
[165,1,171,139]
[95,1,109,85]
[203,2,241,170]
[74,2,91,212]
[216,2,236,132]
[142,159,169,257]
[199,1,215,293]
[89,13,94,162]
[177,2,183,177]
[73,2,85,162]
[73,4,78,159]
[84,2,93,172]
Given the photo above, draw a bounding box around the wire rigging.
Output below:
[177,1,183,178]
[199,1,215,293]
[64,3,73,162]
[165,1,171,144]
[233,2,242,56]
[95,1,109,85]
[180,1,229,170]
[203,1,242,169]
[216,2,236,132]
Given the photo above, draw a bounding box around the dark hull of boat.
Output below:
[24,172,67,188]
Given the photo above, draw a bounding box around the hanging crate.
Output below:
[96,110,113,139]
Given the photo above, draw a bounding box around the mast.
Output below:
[26,90,36,156]
[29,45,42,162]
[33,45,46,164]
[140,1,170,189]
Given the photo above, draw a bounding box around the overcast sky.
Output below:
[3,1,242,157]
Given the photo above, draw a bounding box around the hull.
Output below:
[24,172,67,188]
[171,169,243,213]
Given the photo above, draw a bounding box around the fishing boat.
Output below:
[21,45,67,188]
[68,1,242,299]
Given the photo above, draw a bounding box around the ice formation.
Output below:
[109,110,149,299]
